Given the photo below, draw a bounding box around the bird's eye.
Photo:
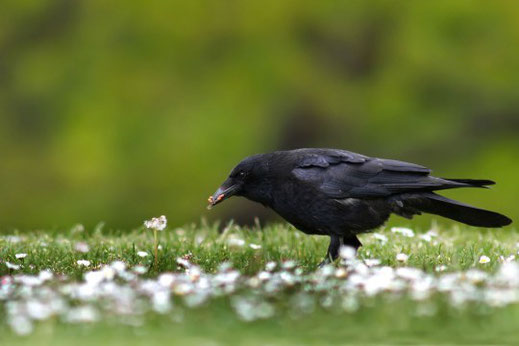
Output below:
[239,171,246,177]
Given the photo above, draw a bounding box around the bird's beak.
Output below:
[207,181,240,209]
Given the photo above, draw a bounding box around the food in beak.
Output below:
[206,193,225,210]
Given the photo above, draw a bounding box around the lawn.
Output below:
[1,222,519,345]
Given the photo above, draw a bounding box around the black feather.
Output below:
[443,178,496,188]
[211,148,513,265]
[402,193,512,228]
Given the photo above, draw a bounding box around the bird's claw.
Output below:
[318,253,336,268]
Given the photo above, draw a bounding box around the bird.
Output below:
[207,148,512,266]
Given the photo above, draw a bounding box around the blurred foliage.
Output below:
[0,1,518,231]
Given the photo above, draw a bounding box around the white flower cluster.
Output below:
[144,215,167,231]
[3,255,519,336]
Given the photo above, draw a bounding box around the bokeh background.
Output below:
[1,1,518,231]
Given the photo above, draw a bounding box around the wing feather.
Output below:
[292,150,454,199]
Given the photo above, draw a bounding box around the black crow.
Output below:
[208,148,512,265]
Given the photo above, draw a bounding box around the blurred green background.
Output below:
[1,1,518,231]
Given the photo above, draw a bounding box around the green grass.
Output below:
[1,222,519,345]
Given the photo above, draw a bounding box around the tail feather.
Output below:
[404,192,512,228]
[442,178,495,188]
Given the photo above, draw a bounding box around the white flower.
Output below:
[396,253,409,263]
[499,255,515,263]
[364,258,381,267]
[4,235,22,243]
[319,264,335,277]
[15,253,27,259]
[137,251,149,258]
[391,227,415,238]
[177,257,191,269]
[496,262,519,286]
[101,266,116,280]
[465,269,487,284]
[83,270,103,285]
[152,291,172,313]
[419,234,432,242]
[425,230,438,237]
[83,267,113,285]
[249,243,262,250]
[435,265,447,272]
[258,271,271,281]
[282,260,296,269]
[133,265,148,274]
[479,255,491,264]
[77,260,91,267]
[372,233,388,244]
[26,300,53,320]
[227,238,245,248]
[187,265,202,281]
[5,262,20,270]
[74,242,90,253]
[110,260,126,272]
[38,270,53,281]
[144,215,167,231]
[396,267,422,281]
[158,273,175,287]
[335,267,348,279]
[339,245,356,260]
[265,262,277,272]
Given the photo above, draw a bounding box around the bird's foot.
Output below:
[317,257,331,268]
[318,253,338,268]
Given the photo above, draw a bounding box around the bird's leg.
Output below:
[343,235,362,250]
[318,235,362,267]
[318,236,343,267]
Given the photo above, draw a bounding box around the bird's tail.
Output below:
[405,192,512,228]
[442,178,496,188]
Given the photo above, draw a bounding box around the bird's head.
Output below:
[207,154,271,209]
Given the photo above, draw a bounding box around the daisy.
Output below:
[396,253,409,263]
[144,215,167,231]
[479,255,490,264]
[77,260,91,267]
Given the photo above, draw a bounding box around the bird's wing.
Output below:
[291,150,456,199]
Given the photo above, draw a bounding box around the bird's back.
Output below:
[263,148,511,233]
